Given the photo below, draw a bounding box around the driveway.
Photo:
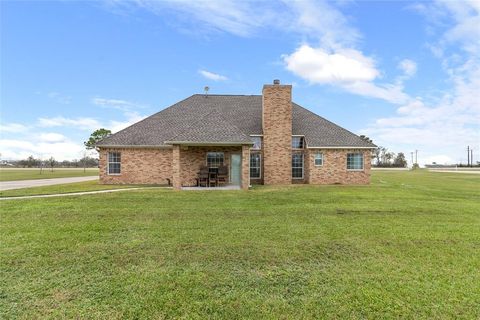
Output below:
[0,176,98,191]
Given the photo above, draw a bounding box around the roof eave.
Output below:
[96,144,173,149]
[164,141,253,146]
[306,146,377,149]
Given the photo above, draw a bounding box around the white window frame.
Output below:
[107,152,121,175]
[250,153,261,179]
[292,153,304,179]
[250,136,262,150]
[346,153,364,171]
[314,152,324,166]
[206,152,224,168]
[292,135,305,149]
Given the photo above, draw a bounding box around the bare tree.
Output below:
[47,157,56,172]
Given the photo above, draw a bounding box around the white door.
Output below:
[230,154,241,186]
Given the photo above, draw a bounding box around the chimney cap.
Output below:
[273,79,280,85]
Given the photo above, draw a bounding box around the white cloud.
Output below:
[198,69,228,81]
[283,45,378,83]
[37,116,102,131]
[440,1,480,54]
[398,59,417,77]
[92,97,146,111]
[341,81,409,105]
[284,45,409,104]
[38,132,67,143]
[0,138,85,161]
[0,123,28,133]
[128,0,272,37]
[109,111,147,133]
[284,0,361,48]
[279,1,411,104]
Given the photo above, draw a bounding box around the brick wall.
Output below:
[172,145,181,190]
[262,83,292,184]
[241,145,250,190]
[99,147,172,184]
[307,149,371,184]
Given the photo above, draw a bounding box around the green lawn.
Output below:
[1,171,479,319]
[0,180,144,197]
[0,168,98,181]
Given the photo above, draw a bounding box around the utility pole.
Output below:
[415,150,418,166]
[467,146,470,166]
[410,152,414,167]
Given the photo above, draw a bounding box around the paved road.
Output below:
[0,176,98,191]
[0,186,169,200]
[429,170,480,174]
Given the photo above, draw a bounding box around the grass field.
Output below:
[0,168,98,181]
[1,171,479,319]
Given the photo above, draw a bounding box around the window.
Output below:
[108,152,121,175]
[251,136,262,150]
[314,152,323,166]
[347,153,364,170]
[292,153,304,179]
[250,153,261,178]
[292,136,305,149]
[206,152,224,168]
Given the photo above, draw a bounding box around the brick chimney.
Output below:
[262,79,292,184]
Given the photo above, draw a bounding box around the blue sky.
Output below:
[1,0,479,165]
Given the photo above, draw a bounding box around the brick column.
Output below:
[241,145,250,190]
[172,145,181,190]
[262,82,292,184]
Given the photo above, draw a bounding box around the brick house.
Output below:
[96,80,376,190]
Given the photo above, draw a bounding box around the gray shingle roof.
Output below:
[96,94,376,148]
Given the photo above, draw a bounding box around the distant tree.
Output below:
[79,156,98,169]
[379,147,388,164]
[372,147,382,165]
[394,152,408,167]
[385,152,395,164]
[61,160,71,168]
[47,157,56,172]
[25,155,39,168]
[359,135,373,143]
[84,128,111,150]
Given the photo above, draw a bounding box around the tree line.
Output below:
[7,156,98,169]
[372,147,408,168]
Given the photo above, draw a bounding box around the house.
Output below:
[96,80,376,190]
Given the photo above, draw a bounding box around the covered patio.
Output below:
[170,144,251,190]
[165,111,254,190]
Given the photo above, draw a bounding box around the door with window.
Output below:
[230,154,242,186]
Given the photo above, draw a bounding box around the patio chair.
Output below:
[208,171,217,187]
[198,166,209,187]
[217,165,228,186]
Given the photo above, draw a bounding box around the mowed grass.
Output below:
[1,171,479,319]
[0,180,145,198]
[0,168,98,181]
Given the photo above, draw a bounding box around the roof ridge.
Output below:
[192,94,261,97]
